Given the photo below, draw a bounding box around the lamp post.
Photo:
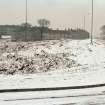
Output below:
[84,16,86,30]
[25,0,28,41]
[91,0,93,44]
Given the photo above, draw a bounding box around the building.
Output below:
[0,25,90,41]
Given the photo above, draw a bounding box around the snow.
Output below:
[0,68,105,90]
[0,69,105,104]
[1,35,11,39]
[1,95,105,105]
[0,39,105,74]
[0,39,105,88]
[14,39,105,72]
[0,39,105,104]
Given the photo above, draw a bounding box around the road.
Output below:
[0,93,105,105]
[0,85,105,105]
[0,69,105,105]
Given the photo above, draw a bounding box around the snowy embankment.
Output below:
[0,39,105,88]
[0,39,105,103]
[0,39,105,74]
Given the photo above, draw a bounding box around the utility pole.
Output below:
[91,0,93,44]
[25,0,28,41]
[84,16,86,30]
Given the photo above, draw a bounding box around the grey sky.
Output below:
[0,0,105,36]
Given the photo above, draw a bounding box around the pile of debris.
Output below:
[0,39,105,75]
[0,40,79,75]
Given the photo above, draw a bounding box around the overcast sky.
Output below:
[0,0,105,36]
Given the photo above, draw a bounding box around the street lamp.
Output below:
[83,16,86,30]
[25,0,28,41]
[91,0,93,44]
[26,0,27,25]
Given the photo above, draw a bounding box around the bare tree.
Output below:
[21,23,32,28]
[38,19,50,28]
[37,19,50,40]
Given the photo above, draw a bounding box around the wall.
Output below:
[0,25,89,41]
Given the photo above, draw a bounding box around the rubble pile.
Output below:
[0,40,79,75]
[0,39,104,75]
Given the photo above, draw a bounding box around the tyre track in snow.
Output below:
[4,93,105,101]
[0,83,105,93]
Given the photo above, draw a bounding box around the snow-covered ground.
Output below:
[0,70,105,105]
[1,95,105,105]
[0,39,105,104]
[0,39,105,74]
